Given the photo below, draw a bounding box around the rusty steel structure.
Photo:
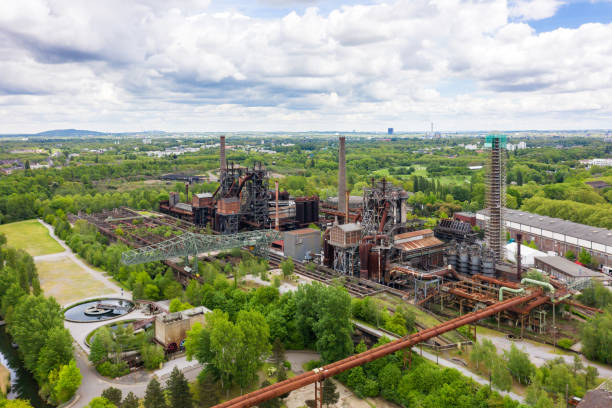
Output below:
[212,290,541,408]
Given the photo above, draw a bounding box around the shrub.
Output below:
[96,361,130,378]
[557,338,574,350]
[304,359,322,371]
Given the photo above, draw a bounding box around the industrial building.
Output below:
[159,135,319,234]
[154,306,210,350]
[534,256,606,284]
[283,228,321,261]
[476,208,612,268]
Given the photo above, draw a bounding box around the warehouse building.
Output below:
[534,256,606,284]
[476,209,612,268]
[155,306,210,350]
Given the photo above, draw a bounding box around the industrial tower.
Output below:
[485,134,507,262]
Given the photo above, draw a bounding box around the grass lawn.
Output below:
[36,255,115,306]
[0,219,64,257]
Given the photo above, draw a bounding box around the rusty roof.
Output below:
[286,228,320,236]
[395,229,434,240]
[394,236,444,252]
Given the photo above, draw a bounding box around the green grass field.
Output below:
[36,255,115,306]
[0,219,64,257]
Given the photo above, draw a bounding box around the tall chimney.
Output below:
[220,135,227,171]
[338,136,347,221]
[185,183,189,201]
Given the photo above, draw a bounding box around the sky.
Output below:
[0,0,611,133]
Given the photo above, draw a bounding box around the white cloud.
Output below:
[509,0,565,21]
[0,0,611,132]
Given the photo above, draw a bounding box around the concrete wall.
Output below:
[155,313,206,347]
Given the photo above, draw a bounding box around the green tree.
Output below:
[144,378,167,408]
[8,295,64,373]
[505,344,535,385]
[585,365,598,389]
[565,250,576,261]
[491,355,513,392]
[166,367,192,408]
[87,397,117,408]
[101,387,122,406]
[470,338,496,371]
[36,326,74,384]
[195,373,219,408]
[280,258,294,278]
[578,249,592,266]
[378,362,401,401]
[140,344,165,370]
[89,334,108,365]
[51,360,82,403]
[311,284,353,363]
[121,392,139,408]
[321,378,339,407]
[234,309,271,389]
[271,337,285,369]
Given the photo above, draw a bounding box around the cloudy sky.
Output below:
[1,0,611,133]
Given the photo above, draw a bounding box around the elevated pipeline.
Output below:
[213,290,541,408]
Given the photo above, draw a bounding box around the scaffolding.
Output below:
[485,134,507,262]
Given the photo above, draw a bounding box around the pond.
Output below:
[64,298,134,322]
[0,326,52,408]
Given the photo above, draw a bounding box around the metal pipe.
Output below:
[520,278,555,296]
[499,286,525,301]
[212,291,540,408]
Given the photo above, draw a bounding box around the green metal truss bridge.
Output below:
[121,229,282,273]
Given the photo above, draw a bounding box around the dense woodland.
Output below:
[0,233,80,406]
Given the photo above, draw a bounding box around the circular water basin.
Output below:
[64,298,134,322]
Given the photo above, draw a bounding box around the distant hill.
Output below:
[34,129,107,136]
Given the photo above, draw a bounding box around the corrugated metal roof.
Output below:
[195,193,212,198]
[395,229,434,240]
[535,256,604,278]
[394,236,444,252]
[174,203,192,212]
[478,208,612,247]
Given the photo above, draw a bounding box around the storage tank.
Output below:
[482,249,495,276]
[447,243,458,269]
[458,244,469,275]
[469,245,481,275]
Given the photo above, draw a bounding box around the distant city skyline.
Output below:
[0,0,611,133]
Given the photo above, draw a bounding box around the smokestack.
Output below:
[338,136,346,221]
[185,183,189,201]
[220,135,226,171]
[345,190,350,224]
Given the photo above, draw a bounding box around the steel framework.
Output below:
[121,229,282,273]
[242,162,270,228]
[361,179,405,238]
[485,134,507,262]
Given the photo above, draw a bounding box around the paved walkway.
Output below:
[38,219,203,408]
